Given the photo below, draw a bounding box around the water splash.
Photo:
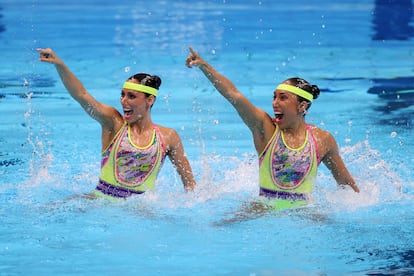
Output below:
[23,91,53,185]
[319,140,407,212]
[10,136,409,219]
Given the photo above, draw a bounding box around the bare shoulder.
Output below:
[155,124,181,146]
[156,124,178,136]
[308,124,338,157]
[309,125,334,141]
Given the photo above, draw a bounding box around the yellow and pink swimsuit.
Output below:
[259,124,320,209]
[94,123,166,198]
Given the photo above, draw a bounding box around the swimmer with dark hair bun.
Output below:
[37,48,196,199]
[186,47,358,211]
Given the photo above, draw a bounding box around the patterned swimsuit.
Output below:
[96,123,166,198]
[259,125,320,206]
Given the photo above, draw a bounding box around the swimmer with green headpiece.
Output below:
[186,47,359,216]
[37,48,196,199]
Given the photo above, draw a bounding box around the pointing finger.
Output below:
[188,46,198,58]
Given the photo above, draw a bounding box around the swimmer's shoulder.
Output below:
[307,124,332,139]
[153,124,182,145]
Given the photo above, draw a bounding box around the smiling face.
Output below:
[120,82,155,123]
[272,87,308,129]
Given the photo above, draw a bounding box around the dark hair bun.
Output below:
[129,73,162,89]
[310,85,320,100]
[140,75,162,89]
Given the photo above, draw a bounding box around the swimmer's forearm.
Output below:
[184,177,196,192]
[178,160,196,192]
[336,175,359,193]
[38,48,110,125]
[54,63,105,123]
[37,48,87,102]
[198,62,240,104]
[187,47,242,104]
[348,181,360,193]
[54,63,88,102]
[322,139,360,193]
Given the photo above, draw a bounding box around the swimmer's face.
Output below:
[272,88,302,126]
[121,84,154,122]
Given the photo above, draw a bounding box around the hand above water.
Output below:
[185,46,207,68]
[36,48,63,65]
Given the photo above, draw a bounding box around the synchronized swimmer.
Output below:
[37,46,359,211]
[186,46,359,210]
[37,48,196,199]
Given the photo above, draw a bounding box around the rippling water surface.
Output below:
[1,0,413,274]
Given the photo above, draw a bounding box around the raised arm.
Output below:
[320,131,360,192]
[37,48,121,128]
[185,47,275,153]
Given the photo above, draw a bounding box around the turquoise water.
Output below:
[1,0,414,274]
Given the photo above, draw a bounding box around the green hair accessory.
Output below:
[276,84,313,102]
[123,82,158,96]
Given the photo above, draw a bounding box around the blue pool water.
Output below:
[1,0,414,274]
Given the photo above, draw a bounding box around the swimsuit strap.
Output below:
[306,124,321,164]
[152,124,166,158]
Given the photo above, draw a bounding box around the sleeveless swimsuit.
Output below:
[259,124,320,209]
[94,123,166,198]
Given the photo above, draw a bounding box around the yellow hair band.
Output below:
[123,82,158,96]
[276,84,313,102]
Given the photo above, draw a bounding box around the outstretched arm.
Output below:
[37,48,120,128]
[321,132,360,192]
[185,47,274,153]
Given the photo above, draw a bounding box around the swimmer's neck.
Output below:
[280,120,307,136]
[128,118,154,134]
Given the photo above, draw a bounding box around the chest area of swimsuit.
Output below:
[269,131,314,189]
[117,130,159,161]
